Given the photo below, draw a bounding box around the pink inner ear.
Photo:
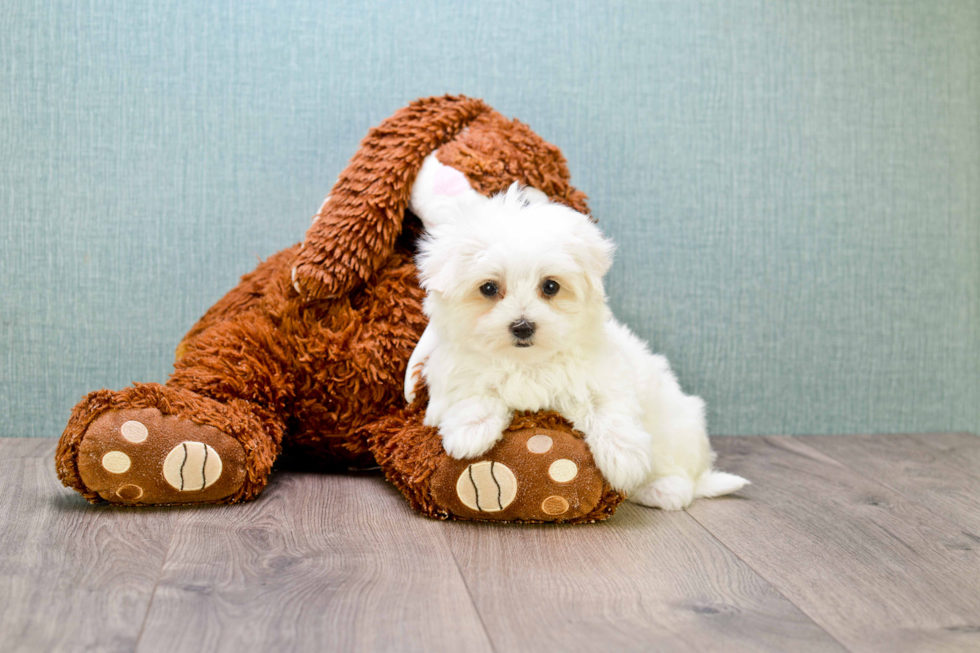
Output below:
[432,165,471,196]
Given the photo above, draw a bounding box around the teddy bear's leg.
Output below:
[57,314,290,506]
[367,400,626,523]
[57,382,281,505]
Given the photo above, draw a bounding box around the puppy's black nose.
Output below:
[510,319,536,340]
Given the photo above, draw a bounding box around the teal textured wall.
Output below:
[2,1,978,438]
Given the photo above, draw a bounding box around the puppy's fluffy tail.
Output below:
[694,470,750,499]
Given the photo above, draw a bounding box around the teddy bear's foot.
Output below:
[429,427,621,523]
[73,407,247,505]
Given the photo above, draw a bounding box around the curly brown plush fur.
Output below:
[56,95,626,522]
[370,389,624,523]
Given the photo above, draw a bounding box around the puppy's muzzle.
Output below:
[510,319,536,346]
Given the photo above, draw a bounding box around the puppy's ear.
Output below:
[521,185,551,205]
[410,152,489,230]
[415,225,460,295]
[502,182,550,208]
[570,218,616,291]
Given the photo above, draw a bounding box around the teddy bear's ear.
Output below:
[291,95,491,300]
[409,152,489,230]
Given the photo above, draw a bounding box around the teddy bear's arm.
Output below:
[291,95,490,300]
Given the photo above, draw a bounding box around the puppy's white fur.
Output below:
[410,183,748,510]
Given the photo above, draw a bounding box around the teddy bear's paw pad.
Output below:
[76,408,246,505]
[433,428,609,522]
[162,442,223,491]
[455,461,518,512]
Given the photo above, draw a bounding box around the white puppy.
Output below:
[406,180,747,510]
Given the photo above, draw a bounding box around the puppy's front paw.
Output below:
[439,397,511,460]
[441,426,501,460]
[587,429,653,493]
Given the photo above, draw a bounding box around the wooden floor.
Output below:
[2,434,979,653]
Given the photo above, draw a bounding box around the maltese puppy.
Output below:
[405,182,747,510]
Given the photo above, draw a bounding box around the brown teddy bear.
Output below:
[55,95,625,523]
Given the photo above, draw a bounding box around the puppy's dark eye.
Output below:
[542,279,560,296]
[479,281,499,297]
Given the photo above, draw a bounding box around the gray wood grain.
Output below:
[0,438,177,653]
[689,436,980,652]
[135,471,493,653]
[444,503,845,652]
[806,433,980,534]
[8,434,980,653]
[906,432,980,479]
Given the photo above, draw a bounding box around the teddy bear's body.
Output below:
[56,96,625,522]
[175,243,426,469]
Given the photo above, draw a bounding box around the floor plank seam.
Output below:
[682,510,854,652]
[132,515,180,652]
[443,529,499,653]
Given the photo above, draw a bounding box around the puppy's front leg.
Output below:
[404,324,438,403]
[438,396,512,460]
[574,408,653,493]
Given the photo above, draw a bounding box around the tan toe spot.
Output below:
[456,461,518,512]
[116,484,143,501]
[120,420,148,443]
[526,434,553,454]
[542,495,569,515]
[163,442,223,491]
[101,451,131,474]
[549,458,578,482]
